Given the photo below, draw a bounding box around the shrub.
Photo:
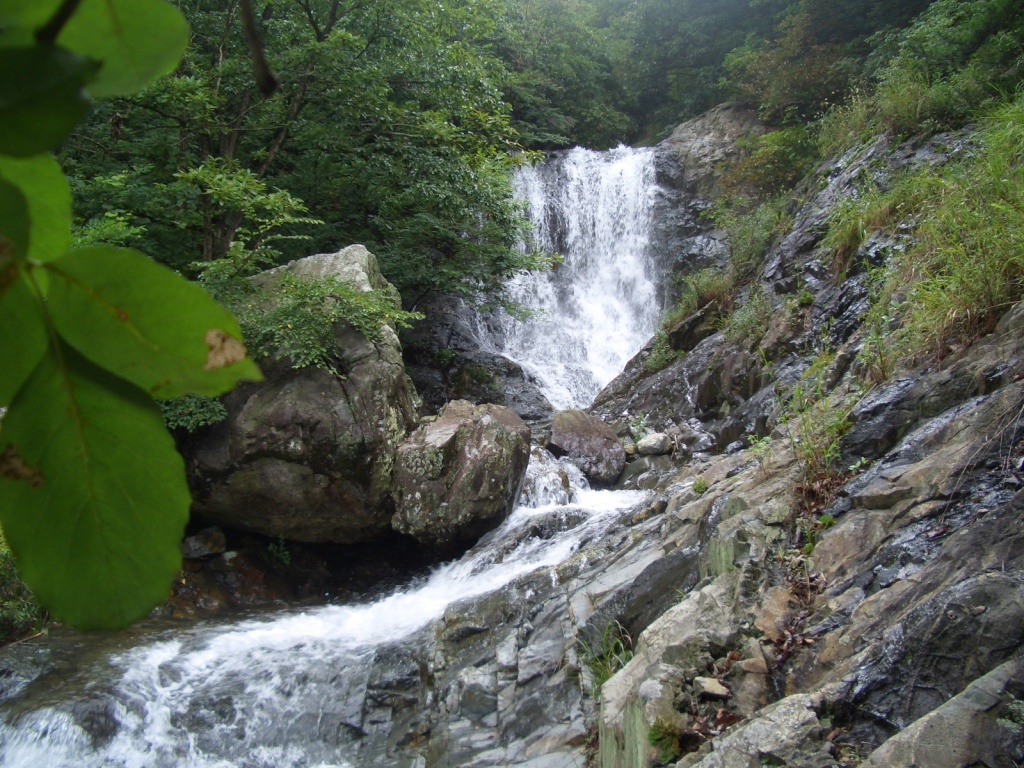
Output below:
[644,330,683,373]
[724,289,773,346]
[712,196,789,283]
[666,268,735,326]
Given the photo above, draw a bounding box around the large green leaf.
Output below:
[57,0,189,98]
[0,269,46,406]
[0,46,96,157]
[0,0,61,47]
[0,176,30,265]
[0,344,189,629]
[47,246,263,399]
[0,154,71,264]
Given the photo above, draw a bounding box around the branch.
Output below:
[239,0,279,96]
[35,0,83,44]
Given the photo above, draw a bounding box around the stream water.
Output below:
[0,148,664,767]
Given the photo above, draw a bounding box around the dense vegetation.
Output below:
[2,0,1024,636]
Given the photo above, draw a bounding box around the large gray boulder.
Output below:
[189,245,420,543]
[548,409,626,486]
[391,400,531,549]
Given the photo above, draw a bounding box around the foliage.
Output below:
[160,394,229,433]
[723,128,818,196]
[692,476,709,495]
[60,0,538,307]
[667,268,735,326]
[648,718,683,764]
[0,0,261,630]
[644,330,681,373]
[841,93,1024,360]
[219,273,422,374]
[0,531,45,646]
[724,289,773,346]
[267,535,291,566]
[493,0,633,148]
[818,0,1024,150]
[577,620,634,697]
[629,412,650,442]
[748,435,774,476]
[712,196,789,283]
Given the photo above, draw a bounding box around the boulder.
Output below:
[391,400,532,548]
[548,410,626,485]
[188,246,420,543]
[636,433,673,456]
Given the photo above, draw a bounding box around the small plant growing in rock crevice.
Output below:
[648,718,683,765]
[577,620,634,698]
[692,476,709,495]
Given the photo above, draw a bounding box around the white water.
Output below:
[0,465,649,768]
[475,147,663,410]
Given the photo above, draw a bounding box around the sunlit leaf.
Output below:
[47,246,263,398]
[0,344,189,629]
[0,154,71,264]
[0,46,96,156]
[0,269,46,406]
[57,0,189,98]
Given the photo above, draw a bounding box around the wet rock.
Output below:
[863,656,1024,768]
[548,410,626,486]
[392,400,531,549]
[181,527,226,559]
[665,302,720,353]
[400,294,554,422]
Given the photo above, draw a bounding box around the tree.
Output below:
[0,0,261,630]
[61,0,542,307]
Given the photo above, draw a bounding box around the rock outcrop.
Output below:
[391,400,532,549]
[188,246,420,543]
[548,409,626,486]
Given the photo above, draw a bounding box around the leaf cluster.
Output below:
[0,0,261,630]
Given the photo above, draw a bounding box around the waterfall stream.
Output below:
[0,148,666,767]
[0,466,649,768]
[475,147,663,410]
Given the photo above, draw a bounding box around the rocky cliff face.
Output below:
[586,126,1024,767]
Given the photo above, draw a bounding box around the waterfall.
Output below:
[475,147,663,410]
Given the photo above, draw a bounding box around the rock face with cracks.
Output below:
[391,400,532,549]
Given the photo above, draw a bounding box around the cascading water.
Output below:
[0,462,648,768]
[475,147,663,410]
[0,146,667,768]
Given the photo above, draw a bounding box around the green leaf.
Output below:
[0,269,46,406]
[0,46,96,156]
[0,0,62,29]
[0,176,29,265]
[0,0,61,47]
[0,343,189,629]
[0,154,71,263]
[46,246,263,398]
[57,0,189,98]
